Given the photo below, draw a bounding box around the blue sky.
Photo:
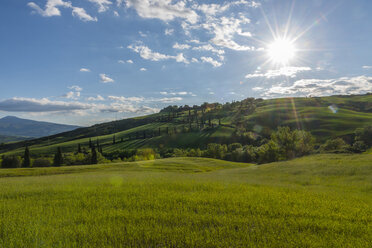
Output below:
[0,0,372,126]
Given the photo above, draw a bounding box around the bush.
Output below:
[1,156,22,168]
[352,141,367,153]
[33,158,52,167]
[256,141,279,164]
[320,138,350,153]
[355,126,372,147]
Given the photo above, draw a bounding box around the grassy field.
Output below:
[0,154,371,247]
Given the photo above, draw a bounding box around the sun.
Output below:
[267,38,296,65]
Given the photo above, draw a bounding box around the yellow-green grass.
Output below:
[0,155,371,247]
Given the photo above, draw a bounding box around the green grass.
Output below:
[0,154,371,247]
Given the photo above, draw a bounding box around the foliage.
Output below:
[355,125,372,147]
[1,155,21,168]
[33,157,52,167]
[53,147,63,166]
[320,138,350,153]
[22,146,31,168]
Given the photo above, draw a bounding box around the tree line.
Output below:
[1,125,371,168]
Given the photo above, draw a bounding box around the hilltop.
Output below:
[1,93,371,156]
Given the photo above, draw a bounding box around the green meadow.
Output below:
[1,154,371,247]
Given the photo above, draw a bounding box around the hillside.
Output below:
[0,116,80,139]
[0,154,371,247]
[1,94,372,155]
[0,134,30,144]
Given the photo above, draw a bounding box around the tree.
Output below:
[53,147,63,166]
[89,138,92,148]
[77,143,82,153]
[1,156,21,168]
[320,138,349,152]
[91,147,98,164]
[23,146,31,167]
[355,126,372,147]
[113,135,116,144]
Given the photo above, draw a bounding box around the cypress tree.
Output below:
[53,147,63,166]
[78,143,82,153]
[91,147,98,164]
[23,146,31,168]
[113,135,116,144]
[89,138,92,148]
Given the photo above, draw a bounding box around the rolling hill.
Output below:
[1,94,372,155]
[0,154,371,246]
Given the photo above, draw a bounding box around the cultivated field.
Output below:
[0,154,371,247]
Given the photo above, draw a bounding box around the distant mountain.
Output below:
[0,116,80,138]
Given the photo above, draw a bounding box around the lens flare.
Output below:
[267,38,296,65]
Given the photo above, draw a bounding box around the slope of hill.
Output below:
[0,116,80,138]
[1,94,372,155]
[0,154,371,247]
[0,134,30,144]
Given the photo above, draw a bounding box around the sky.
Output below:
[0,0,372,126]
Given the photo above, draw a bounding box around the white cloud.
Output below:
[71,7,98,21]
[139,31,147,37]
[88,0,112,13]
[118,60,125,64]
[165,28,174,36]
[206,16,253,51]
[80,68,90,72]
[86,95,105,101]
[128,44,189,64]
[27,0,72,17]
[108,96,145,102]
[68,85,83,91]
[127,59,134,64]
[128,44,173,61]
[125,0,198,24]
[362,66,372,69]
[157,97,183,103]
[140,68,147,71]
[116,0,124,7]
[245,67,312,79]
[173,43,191,50]
[192,44,225,55]
[0,97,159,115]
[0,97,92,112]
[28,0,97,22]
[100,73,114,83]
[160,91,192,96]
[113,10,119,16]
[201,57,222,67]
[63,91,81,99]
[260,76,372,98]
[193,1,260,17]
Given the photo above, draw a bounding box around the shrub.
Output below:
[352,141,367,153]
[1,156,22,168]
[33,158,52,167]
[355,126,372,147]
[320,138,350,153]
[256,141,279,164]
